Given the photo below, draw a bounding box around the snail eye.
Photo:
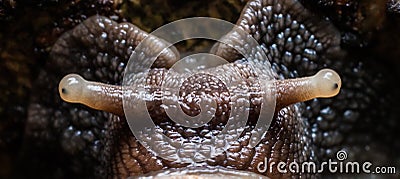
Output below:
[58,74,86,103]
[61,87,67,94]
[311,69,342,98]
[333,83,339,90]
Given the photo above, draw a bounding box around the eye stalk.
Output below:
[274,68,342,109]
[58,74,124,116]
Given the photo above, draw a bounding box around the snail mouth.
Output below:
[133,167,269,178]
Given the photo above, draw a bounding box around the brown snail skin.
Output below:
[58,69,341,117]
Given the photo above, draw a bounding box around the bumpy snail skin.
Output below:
[58,69,341,116]
[59,74,124,116]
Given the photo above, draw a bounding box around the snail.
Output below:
[48,0,342,174]
[24,0,399,178]
[43,0,343,177]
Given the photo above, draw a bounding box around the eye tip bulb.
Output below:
[58,74,85,102]
[313,69,342,98]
